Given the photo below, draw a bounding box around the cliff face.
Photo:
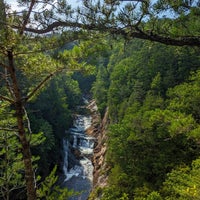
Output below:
[85,100,109,197]
[92,107,109,187]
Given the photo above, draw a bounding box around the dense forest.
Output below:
[0,0,200,199]
[91,39,200,199]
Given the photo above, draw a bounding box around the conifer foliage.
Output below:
[1,0,200,199]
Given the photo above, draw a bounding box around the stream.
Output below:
[62,100,95,200]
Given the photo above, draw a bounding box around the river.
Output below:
[62,100,96,200]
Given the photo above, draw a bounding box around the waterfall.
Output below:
[63,140,69,177]
[62,111,95,200]
[73,135,77,148]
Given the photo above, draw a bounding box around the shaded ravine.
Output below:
[62,99,97,200]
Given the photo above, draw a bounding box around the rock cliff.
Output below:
[85,100,110,198]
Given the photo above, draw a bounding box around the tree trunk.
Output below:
[7,50,37,200]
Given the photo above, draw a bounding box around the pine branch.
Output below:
[0,127,18,132]
[0,95,14,103]
[23,21,84,34]
[20,0,36,35]
[19,20,200,46]
[25,67,64,102]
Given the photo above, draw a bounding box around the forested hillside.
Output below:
[1,0,200,199]
[91,39,200,199]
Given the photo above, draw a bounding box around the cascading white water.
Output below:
[80,157,94,181]
[62,112,95,200]
[63,140,69,177]
[73,135,77,148]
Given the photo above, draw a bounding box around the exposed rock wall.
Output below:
[85,100,110,196]
[92,107,109,188]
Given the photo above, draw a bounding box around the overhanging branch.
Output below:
[20,20,200,47]
[20,0,36,35]
[23,21,84,34]
[127,30,200,47]
[25,67,64,102]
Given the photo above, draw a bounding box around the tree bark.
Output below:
[7,50,37,200]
